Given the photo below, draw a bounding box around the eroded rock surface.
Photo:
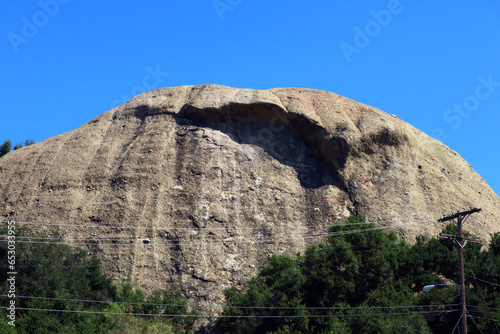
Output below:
[1,84,499,317]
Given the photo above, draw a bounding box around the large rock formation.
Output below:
[1,85,499,315]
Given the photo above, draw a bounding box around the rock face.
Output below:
[1,85,499,313]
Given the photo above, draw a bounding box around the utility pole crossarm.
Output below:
[438,234,482,244]
[437,207,482,222]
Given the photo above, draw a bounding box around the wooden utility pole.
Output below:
[438,208,482,334]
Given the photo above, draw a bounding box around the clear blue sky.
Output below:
[1,1,499,195]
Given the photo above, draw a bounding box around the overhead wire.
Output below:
[0,294,458,311]
[0,214,490,314]
[0,232,354,246]
[2,221,356,231]
[0,241,404,268]
[0,243,420,270]
[451,314,462,334]
[0,214,440,231]
[0,214,471,324]
[1,231,334,242]
[0,241,425,269]
[465,274,500,289]
[0,217,439,271]
[478,209,489,244]
[4,240,410,261]
[3,221,401,241]
[467,309,485,334]
[468,315,500,323]
[469,305,500,313]
[0,220,434,246]
[0,215,440,249]
[463,252,500,333]
[0,306,458,319]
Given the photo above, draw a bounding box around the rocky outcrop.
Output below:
[1,85,499,316]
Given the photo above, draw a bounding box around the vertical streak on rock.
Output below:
[231,147,242,259]
[195,130,209,268]
[69,113,115,241]
[21,136,68,222]
[150,120,177,273]
[122,116,151,285]
[249,149,261,255]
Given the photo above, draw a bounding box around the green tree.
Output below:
[0,229,116,333]
[24,138,35,147]
[218,217,500,333]
[217,215,433,333]
[108,282,199,333]
[0,227,198,333]
[0,138,35,155]
[0,139,12,157]
[13,138,35,151]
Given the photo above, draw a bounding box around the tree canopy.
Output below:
[217,215,500,334]
[0,139,35,157]
[0,227,198,333]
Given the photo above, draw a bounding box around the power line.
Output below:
[0,232,335,246]
[0,241,433,269]
[464,253,500,334]
[0,220,433,246]
[451,314,462,334]
[2,242,408,261]
[468,315,500,323]
[465,274,500,289]
[0,246,400,268]
[1,225,381,244]
[1,233,424,262]
[0,219,439,270]
[0,265,90,268]
[6,222,392,241]
[469,305,500,313]
[0,306,458,319]
[467,310,486,334]
[4,221,348,231]
[0,215,440,231]
[0,294,457,311]
[1,231,332,242]
[0,242,419,269]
